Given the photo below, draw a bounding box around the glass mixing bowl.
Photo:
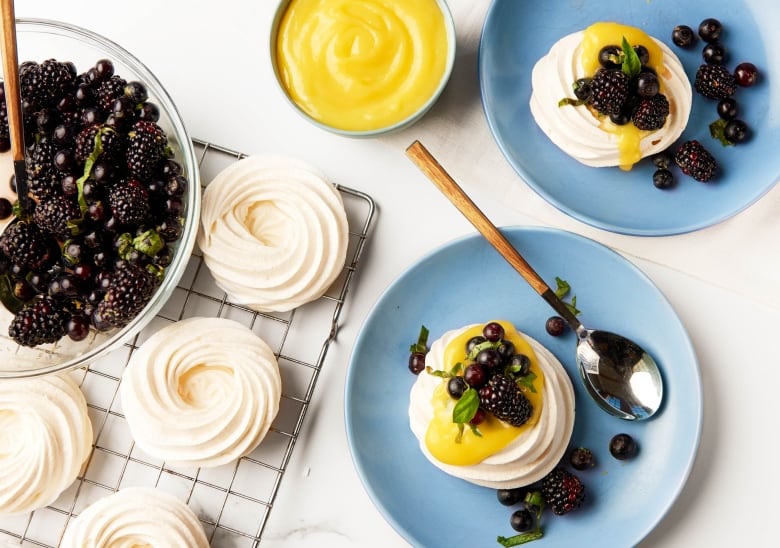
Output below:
[0,19,200,378]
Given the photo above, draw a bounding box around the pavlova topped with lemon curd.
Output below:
[408,321,575,489]
[530,22,692,170]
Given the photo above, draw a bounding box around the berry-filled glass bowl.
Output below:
[0,19,200,378]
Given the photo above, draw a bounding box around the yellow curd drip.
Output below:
[424,321,545,466]
[276,0,449,131]
[579,22,666,170]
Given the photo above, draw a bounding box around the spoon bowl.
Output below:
[406,140,664,420]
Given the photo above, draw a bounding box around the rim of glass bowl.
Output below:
[269,0,457,137]
[0,18,201,378]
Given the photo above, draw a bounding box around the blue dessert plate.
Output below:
[345,227,702,547]
[479,0,777,235]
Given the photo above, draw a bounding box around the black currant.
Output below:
[545,316,566,336]
[717,97,738,120]
[609,433,638,460]
[702,42,726,65]
[463,363,487,388]
[734,62,758,87]
[598,45,622,69]
[497,488,525,506]
[408,352,425,374]
[482,321,505,342]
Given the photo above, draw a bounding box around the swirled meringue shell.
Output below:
[198,155,349,312]
[120,317,281,467]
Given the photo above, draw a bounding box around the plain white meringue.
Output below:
[198,154,349,312]
[0,373,92,515]
[61,487,209,547]
[120,317,281,467]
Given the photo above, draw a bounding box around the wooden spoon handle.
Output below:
[0,0,25,162]
[405,140,551,296]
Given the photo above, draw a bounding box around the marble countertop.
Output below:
[4,1,779,546]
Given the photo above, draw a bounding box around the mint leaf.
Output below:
[0,274,24,314]
[709,118,734,146]
[452,387,479,424]
[558,97,587,107]
[554,277,570,299]
[425,366,452,379]
[516,372,538,394]
[449,362,463,376]
[565,295,581,317]
[468,339,497,361]
[621,37,641,78]
[469,424,483,437]
[409,325,430,354]
[133,229,164,257]
[497,530,544,546]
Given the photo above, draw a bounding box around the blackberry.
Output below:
[26,139,63,200]
[588,69,629,116]
[32,196,81,240]
[0,83,8,148]
[540,468,585,516]
[674,140,717,182]
[126,121,167,179]
[478,373,533,427]
[75,124,126,164]
[8,295,70,347]
[95,74,127,112]
[96,263,158,327]
[693,64,736,100]
[631,94,669,131]
[37,59,76,108]
[107,178,150,226]
[0,221,53,270]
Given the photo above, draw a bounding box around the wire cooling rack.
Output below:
[0,139,376,547]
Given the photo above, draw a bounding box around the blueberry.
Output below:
[598,45,622,69]
[724,119,749,144]
[510,509,534,532]
[465,335,486,354]
[636,72,659,98]
[633,44,650,66]
[698,18,722,43]
[508,354,531,377]
[447,376,468,399]
[570,447,595,470]
[497,488,525,506]
[652,168,675,190]
[672,25,696,48]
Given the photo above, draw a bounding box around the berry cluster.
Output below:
[652,18,761,189]
[674,18,758,146]
[563,39,670,132]
[409,322,537,432]
[0,58,188,347]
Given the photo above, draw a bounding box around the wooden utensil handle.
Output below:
[405,140,551,297]
[0,0,25,162]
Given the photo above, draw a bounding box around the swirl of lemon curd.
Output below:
[530,22,692,170]
[120,317,281,468]
[0,373,92,515]
[61,487,209,548]
[198,155,349,313]
[276,0,451,131]
[408,322,574,489]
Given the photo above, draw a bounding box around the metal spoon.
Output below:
[406,140,663,421]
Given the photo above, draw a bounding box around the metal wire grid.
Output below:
[0,139,376,547]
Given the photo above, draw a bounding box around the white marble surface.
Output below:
[4,0,779,546]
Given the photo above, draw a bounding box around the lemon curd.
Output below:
[579,22,667,170]
[424,321,545,466]
[275,0,450,132]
